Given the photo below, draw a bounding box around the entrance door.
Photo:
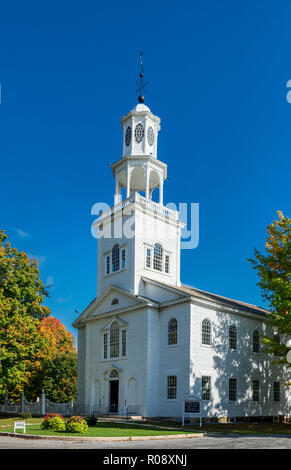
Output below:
[109,380,119,413]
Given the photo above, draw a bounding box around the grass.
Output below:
[1,416,290,437]
[1,421,199,437]
[0,416,42,428]
[133,420,291,436]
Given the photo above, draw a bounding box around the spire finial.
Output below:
[136,51,148,104]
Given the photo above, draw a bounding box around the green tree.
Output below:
[249,211,291,373]
[0,230,50,401]
[0,230,77,402]
[41,352,77,403]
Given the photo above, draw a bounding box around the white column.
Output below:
[145,166,150,199]
[114,172,120,205]
[126,166,130,199]
[159,176,164,205]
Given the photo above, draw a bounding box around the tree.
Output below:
[249,211,291,372]
[41,352,77,403]
[26,317,77,401]
[0,230,50,400]
[0,230,77,402]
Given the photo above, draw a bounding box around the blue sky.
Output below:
[1,0,290,339]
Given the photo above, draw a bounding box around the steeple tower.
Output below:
[111,55,166,206]
[94,57,183,297]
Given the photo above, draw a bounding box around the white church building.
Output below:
[73,95,290,421]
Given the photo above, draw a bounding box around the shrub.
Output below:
[49,416,66,432]
[85,416,97,426]
[66,416,88,433]
[41,413,64,430]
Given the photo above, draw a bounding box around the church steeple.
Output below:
[110,57,167,206]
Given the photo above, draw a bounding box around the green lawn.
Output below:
[0,416,42,428]
[1,421,199,437]
[134,420,291,436]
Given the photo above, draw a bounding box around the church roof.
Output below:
[143,278,269,317]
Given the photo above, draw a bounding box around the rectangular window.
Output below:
[167,375,177,399]
[229,378,237,401]
[146,248,151,268]
[121,249,126,269]
[202,376,211,400]
[273,382,280,402]
[122,330,126,357]
[110,325,119,358]
[252,380,260,401]
[165,255,170,274]
[106,256,110,275]
[103,333,108,359]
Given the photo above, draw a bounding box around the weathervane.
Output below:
[136,51,148,104]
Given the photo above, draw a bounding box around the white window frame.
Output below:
[102,324,127,361]
[228,377,237,402]
[201,319,212,347]
[252,379,260,402]
[104,244,127,277]
[201,376,212,401]
[167,375,177,400]
[144,243,171,275]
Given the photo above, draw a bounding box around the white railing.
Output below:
[97,193,179,223]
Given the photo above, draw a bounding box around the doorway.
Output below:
[109,380,119,413]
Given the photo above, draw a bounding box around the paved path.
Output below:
[0,434,291,449]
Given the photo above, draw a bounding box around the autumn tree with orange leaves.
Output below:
[249,212,291,372]
[0,230,77,402]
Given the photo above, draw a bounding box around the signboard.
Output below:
[184,401,200,413]
[182,397,202,427]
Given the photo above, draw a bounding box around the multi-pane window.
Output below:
[103,324,127,359]
[110,322,119,358]
[103,333,108,359]
[122,330,127,357]
[112,244,120,272]
[273,382,280,402]
[202,376,211,400]
[168,318,177,345]
[121,249,126,269]
[252,380,260,401]
[165,255,170,274]
[253,330,260,353]
[146,248,151,268]
[167,376,177,399]
[105,245,126,275]
[229,378,237,401]
[229,325,237,350]
[202,319,211,345]
[153,243,163,271]
[145,244,170,274]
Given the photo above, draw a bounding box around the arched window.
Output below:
[110,322,119,358]
[109,369,119,379]
[153,243,163,271]
[168,318,178,345]
[202,319,211,345]
[112,244,120,272]
[229,325,237,350]
[253,330,260,353]
[111,298,119,305]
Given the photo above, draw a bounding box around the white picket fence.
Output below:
[0,391,141,417]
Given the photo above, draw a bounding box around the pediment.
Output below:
[73,285,155,326]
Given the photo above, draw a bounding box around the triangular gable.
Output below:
[73,285,156,327]
[141,277,190,303]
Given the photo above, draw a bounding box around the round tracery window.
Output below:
[147,126,154,146]
[134,123,144,143]
[125,126,132,146]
